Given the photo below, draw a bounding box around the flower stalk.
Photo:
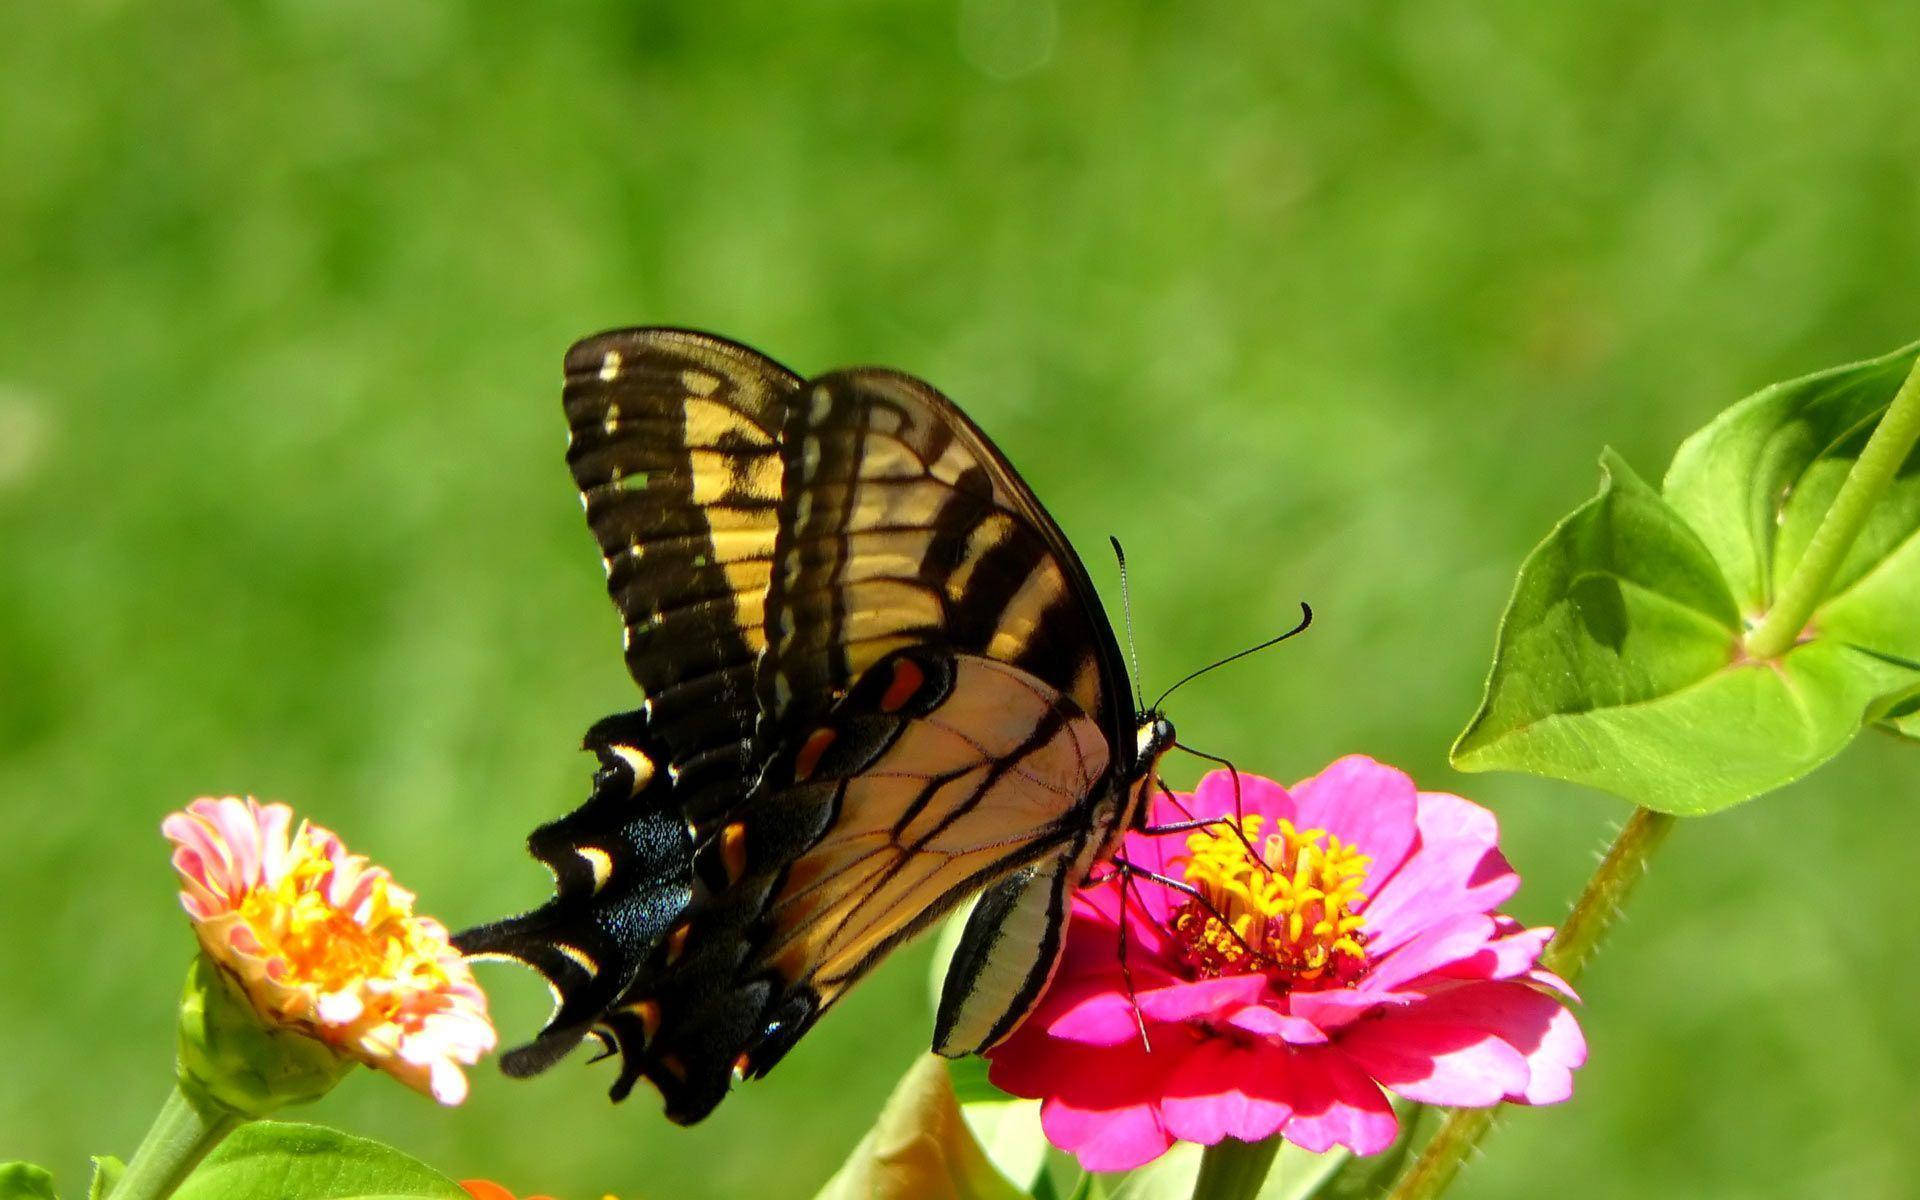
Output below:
[108,1084,240,1200]
[1190,1135,1283,1200]
[1744,356,1920,661]
[1382,807,1676,1200]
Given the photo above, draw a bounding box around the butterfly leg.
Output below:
[1109,855,1268,965]
[1111,865,1154,1053]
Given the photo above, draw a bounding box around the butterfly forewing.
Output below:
[758,369,1126,744]
[562,329,800,800]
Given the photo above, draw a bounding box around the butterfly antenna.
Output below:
[1109,536,1147,707]
[1150,601,1313,712]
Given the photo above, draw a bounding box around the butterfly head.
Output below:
[1134,711,1176,767]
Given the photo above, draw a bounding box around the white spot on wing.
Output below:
[599,350,623,381]
[576,846,615,892]
[555,943,599,976]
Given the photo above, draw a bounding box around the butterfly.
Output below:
[455,327,1194,1123]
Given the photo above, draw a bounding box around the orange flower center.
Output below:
[1170,814,1371,988]
[233,838,455,1012]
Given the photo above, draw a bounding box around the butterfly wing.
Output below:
[455,331,798,1070]
[457,330,1139,1121]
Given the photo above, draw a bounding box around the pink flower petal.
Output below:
[1285,986,1418,1032]
[1136,975,1271,1023]
[1188,770,1297,828]
[1362,791,1517,956]
[1286,756,1421,890]
[1435,922,1554,984]
[1048,987,1150,1046]
[1365,913,1498,993]
[1041,1098,1173,1172]
[1408,982,1588,1105]
[1276,1047,1399,1155]
[996,1027,1187,1171]
[1337,1015,1532,1107]
[1160,1038,1294,1145]
[1224,1003,1328,1044]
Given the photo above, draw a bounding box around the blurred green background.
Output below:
[4,2,1918,1197]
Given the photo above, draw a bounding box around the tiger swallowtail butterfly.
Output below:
[455,328,1182,1123]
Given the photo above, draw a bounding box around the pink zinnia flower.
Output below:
[164,796,496,1105]
[985,756,1585,1171]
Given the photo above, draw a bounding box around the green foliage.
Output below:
[816,1055,1029,1200]
[171,1123,466,1200]
[1455,347,1920,814]
[84,1158,122,1200]
[0,1164,58,1200]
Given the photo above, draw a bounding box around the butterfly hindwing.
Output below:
[452,713,692,1076]
[931,844,1084,1058]
[616,646,1112,1121]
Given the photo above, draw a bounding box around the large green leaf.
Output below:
[0,1163,58,1200]
[171,1122,467,1200]
[1453,441,1920,814]
[816,1054,1031,1200]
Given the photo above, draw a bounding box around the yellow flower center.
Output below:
[233,834,456,1015]
[1170,814,1372,988]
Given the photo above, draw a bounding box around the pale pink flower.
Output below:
[163,796,496,1104]
[985,757,1584,1170]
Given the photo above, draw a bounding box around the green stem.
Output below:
[1190,1135,1283,1200]
[1745,356,1920,661]
[1381,807,1677,1200]
[110,1083,242,1200]
[1540,807,1677,980]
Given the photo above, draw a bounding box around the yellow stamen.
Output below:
[232,831,463,1010]
[1169,815,1372,987]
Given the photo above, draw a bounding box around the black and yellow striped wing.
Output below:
[456,329,1147,1122]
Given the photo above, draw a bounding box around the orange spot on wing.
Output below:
[663,924,691,965]
[794,727,837,781]
[879,657,926,712]
[721,821,748,883]
[625,998,662,1041]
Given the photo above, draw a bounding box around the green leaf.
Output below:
[946,1053,1014,1106]
[960,1095,1049,1193]
[85,1157,123,1200]
[816,1054,1031,1200]
[1454,445,1920,814]
[0,1163,58,1200]
[1880,687,1920,739]
[1101,1144,1200,1199]
[171,1122,467,1200]
[1664,341,1920,620]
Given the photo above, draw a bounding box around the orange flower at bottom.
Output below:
[163,796,495,1104]
[461,1184,621,1200]
[460,1183,557,1200]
